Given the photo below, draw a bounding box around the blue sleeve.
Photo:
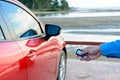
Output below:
[100,40,120,58]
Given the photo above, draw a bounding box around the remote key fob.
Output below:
[76,49,89,59]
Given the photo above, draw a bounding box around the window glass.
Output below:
[0,1,42,38]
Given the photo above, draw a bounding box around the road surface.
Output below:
[66,59,120,80]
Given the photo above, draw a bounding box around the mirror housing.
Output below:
[45,24,61,39]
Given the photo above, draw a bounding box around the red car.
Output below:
[0,0,67,80]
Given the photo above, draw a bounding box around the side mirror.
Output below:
[45,24,61,39]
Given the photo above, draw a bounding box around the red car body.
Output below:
[0,0,67,80]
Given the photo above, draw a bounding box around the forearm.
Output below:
[100,40,120,58]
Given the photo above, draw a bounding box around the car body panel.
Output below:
[15,37,60,80]
[0,41,27,80]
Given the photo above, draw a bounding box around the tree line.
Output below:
[18,0,69,11]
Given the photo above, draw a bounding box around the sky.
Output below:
[66,0,120,8]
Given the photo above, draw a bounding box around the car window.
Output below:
[0,1,42,38]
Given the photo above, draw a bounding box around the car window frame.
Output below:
[0,1,45,40]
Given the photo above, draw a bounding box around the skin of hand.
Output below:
[80,46,102,61]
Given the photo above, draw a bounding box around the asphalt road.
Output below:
[66,59,120,80]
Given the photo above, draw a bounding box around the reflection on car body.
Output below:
[20,29,38,38]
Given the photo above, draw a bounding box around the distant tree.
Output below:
[51,0,60,10]
[61,0,69,10]
[18,0,69,11]
[32,0,39,9]
[39,0,52,9]
[19,0,33,9]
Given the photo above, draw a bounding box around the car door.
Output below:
[0,5,27,80]
[0,1,58,80]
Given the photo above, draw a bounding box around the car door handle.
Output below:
[27,50,37,61]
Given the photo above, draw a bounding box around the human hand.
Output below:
[80,46,101,61]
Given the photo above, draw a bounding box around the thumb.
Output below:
[81,49,89,54]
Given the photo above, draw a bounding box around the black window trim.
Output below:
[0,25,6,39]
